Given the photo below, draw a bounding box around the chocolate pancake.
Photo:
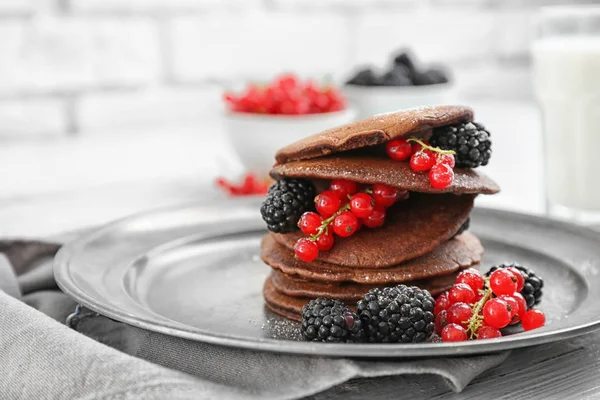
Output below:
[273,193,474,268]
[269,269,464,300]
[275,105,473,164]
[261,232,483,284]
[271,155,499,195]
[263,278,307,322]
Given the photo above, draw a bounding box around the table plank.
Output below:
[308,331,600,399]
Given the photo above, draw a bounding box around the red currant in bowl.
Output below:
[223,75,356,177]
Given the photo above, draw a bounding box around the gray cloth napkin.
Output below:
[0,240,510,399]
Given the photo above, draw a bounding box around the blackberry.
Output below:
[430,122,492,168]
[357,285,435,343]
[382,68,412,86]
[301,298,364,343]
[260,178,315,233]
[454,217,470,237]
[346,68,380,86]
[486,264,544,309]
[393,51,417,73]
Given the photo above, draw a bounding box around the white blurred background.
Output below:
[0,0,598,236]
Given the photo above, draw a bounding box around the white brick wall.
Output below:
[0,16,160,95]
[353,9,495,68]
[0,0,576,139]
[0,98,67,137]
[71,0,222,12]
[0,0,59,13]
[76,85,220,133]
[169,11,351,82]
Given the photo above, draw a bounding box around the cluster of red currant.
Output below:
[216,173,270,196]
[385,137,456,189]
[434,267,546,342]
[223,74,346,115]
[294,179,408,262]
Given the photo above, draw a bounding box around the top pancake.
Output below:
[275,105,473,164]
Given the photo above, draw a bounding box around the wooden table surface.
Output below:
[1,100,599,399]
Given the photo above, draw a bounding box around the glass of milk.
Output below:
[533,6,600,224]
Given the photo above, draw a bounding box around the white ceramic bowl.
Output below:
[223,107,358,177]
[342,83,456,120]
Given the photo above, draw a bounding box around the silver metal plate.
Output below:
[54,198,600,358]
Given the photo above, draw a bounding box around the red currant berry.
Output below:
[410,142,422,155]
[447,302,473,329]
[441,323,467,342]
[499,295,520,324]
[434,292,450,315]
[521,309,546,331]
[512,292,528,321]
[298,212,322,235]
[362,205,386,228]
[333,212,358,237]
[448,283,476,305]
[294,238,319,262]
[438,153,456,168]
[435,309,448,333]
[329,179,357,200]
[455,268,484,292]
[371,184,399,208]
[410,150,435,172]
[489,269,518,296]
[385,138,413,161]
[507,267,525,292]
[315,232,334,251]
[350,193,375,218]
[315,190,341,218]
[274,74,299,91]
[482,298,512,329]
[477,325,502,340]
[429,163,455,189]
[473,290,484,303]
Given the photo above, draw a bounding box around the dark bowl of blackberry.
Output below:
[343,50,454,118]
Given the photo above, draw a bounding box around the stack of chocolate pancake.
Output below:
[261,105,500,322]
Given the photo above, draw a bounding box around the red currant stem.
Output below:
[309,203,351,242]
[407,137,456,156]
[466,278,492,339]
